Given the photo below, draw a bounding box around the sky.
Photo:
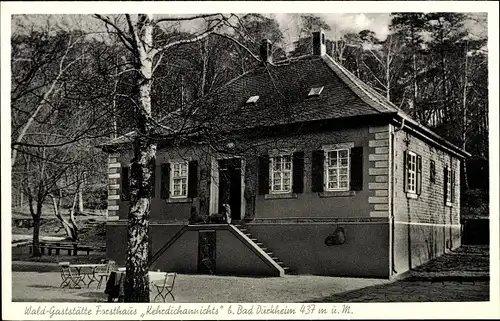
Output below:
[12,13,394,42]
[274,13,392,42]
[13,12,487,49]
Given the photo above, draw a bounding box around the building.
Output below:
[103,31,469,278]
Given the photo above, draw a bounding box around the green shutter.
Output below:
[416,155,422,195]
[188,161,199,198]
[160,163,170,199]
[311,150,324,193]
[121,166,130,201]
[444,167,449,204]
[350,147,363,191]
[451,170,456,203]
[258,156,270,195]
[403,151,408,192]
[292,152,304,194]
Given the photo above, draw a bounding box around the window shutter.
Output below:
[311,150,324,193]
[188,160,198,198]
[403,151,408,192]
[121,166,130,201]
[292,152,304,194]
[151,165,158,198]
[451,170,455,203]
[160,163,170,199]
[350,146,363,191]
[443,167,449,204]
[258,155,270,195]
[430,160,436,183]
[416,155,422,195]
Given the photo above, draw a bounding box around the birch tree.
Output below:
[11,22,117,255]
[94,13,249,302]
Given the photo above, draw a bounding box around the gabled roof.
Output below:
[201,55,395,129]
[102,53,469,159]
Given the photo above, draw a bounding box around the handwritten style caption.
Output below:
[24,303,353,318]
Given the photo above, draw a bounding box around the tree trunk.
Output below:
[125,13,156,303]
[32,216,41,257]
[462,41,470,190]
[29,196,42,257]
[385,35,392,101]
[78,188,84,214]
[50,192,79,241]
[439,26,448,123]
[412,50,418,119]
[69,193,79,242]
[200,40,208,97]
[386,53,391,101]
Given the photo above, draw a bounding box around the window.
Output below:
[171,162,188,198]
[407,151,417,193]
[446,169,452,202]
[445,166,454,205]
[270,154,293,193]
[325,149,350,191]
[404,150,422,196]
[308,86,324,97]
[246,95,259,104]
[430,160,436,183]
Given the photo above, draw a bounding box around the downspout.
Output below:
[391,118,405,275]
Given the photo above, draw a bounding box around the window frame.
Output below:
[430,160,436,183]
[170,161,189,199]
[269,153,294,194]
[322,143,354,192]
[308,86,324,97]
[406,151,418,194]
[445,166,453,206]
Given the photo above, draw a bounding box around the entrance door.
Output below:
[198,230,216,274]
[218,158,242,221]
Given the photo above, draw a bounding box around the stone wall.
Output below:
[391,127,461,272]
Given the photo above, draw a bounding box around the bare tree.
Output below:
[93,13,257,302]
[11,30,86,167]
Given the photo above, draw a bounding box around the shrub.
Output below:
[83,184,108,210]
[461,188,489,218]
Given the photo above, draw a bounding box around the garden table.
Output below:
[69,263,106,288]
[104,270,166,302]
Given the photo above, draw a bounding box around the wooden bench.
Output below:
[32,241,104,256]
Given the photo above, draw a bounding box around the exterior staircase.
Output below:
[233,223,291,274]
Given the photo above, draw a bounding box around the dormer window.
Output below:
[246,95,259,104]
[308,86,324,97]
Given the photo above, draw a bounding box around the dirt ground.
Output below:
[11,272,388,303]
[10,246,490,303]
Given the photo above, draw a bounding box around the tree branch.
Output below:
[94,14,135,52]
[155,14,222,23]
[212,33,261,62]
[151,20,224,56]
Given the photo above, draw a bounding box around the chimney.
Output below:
[312,30,326,56]
[260,39,272,64]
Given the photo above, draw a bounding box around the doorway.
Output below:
[198,230,216,274]
[217,158,242,221]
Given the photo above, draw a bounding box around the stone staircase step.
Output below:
[232,224,289,275]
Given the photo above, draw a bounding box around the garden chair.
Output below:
[58,262,83,289]
[152,273,177,302]
[95,260,116,289]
